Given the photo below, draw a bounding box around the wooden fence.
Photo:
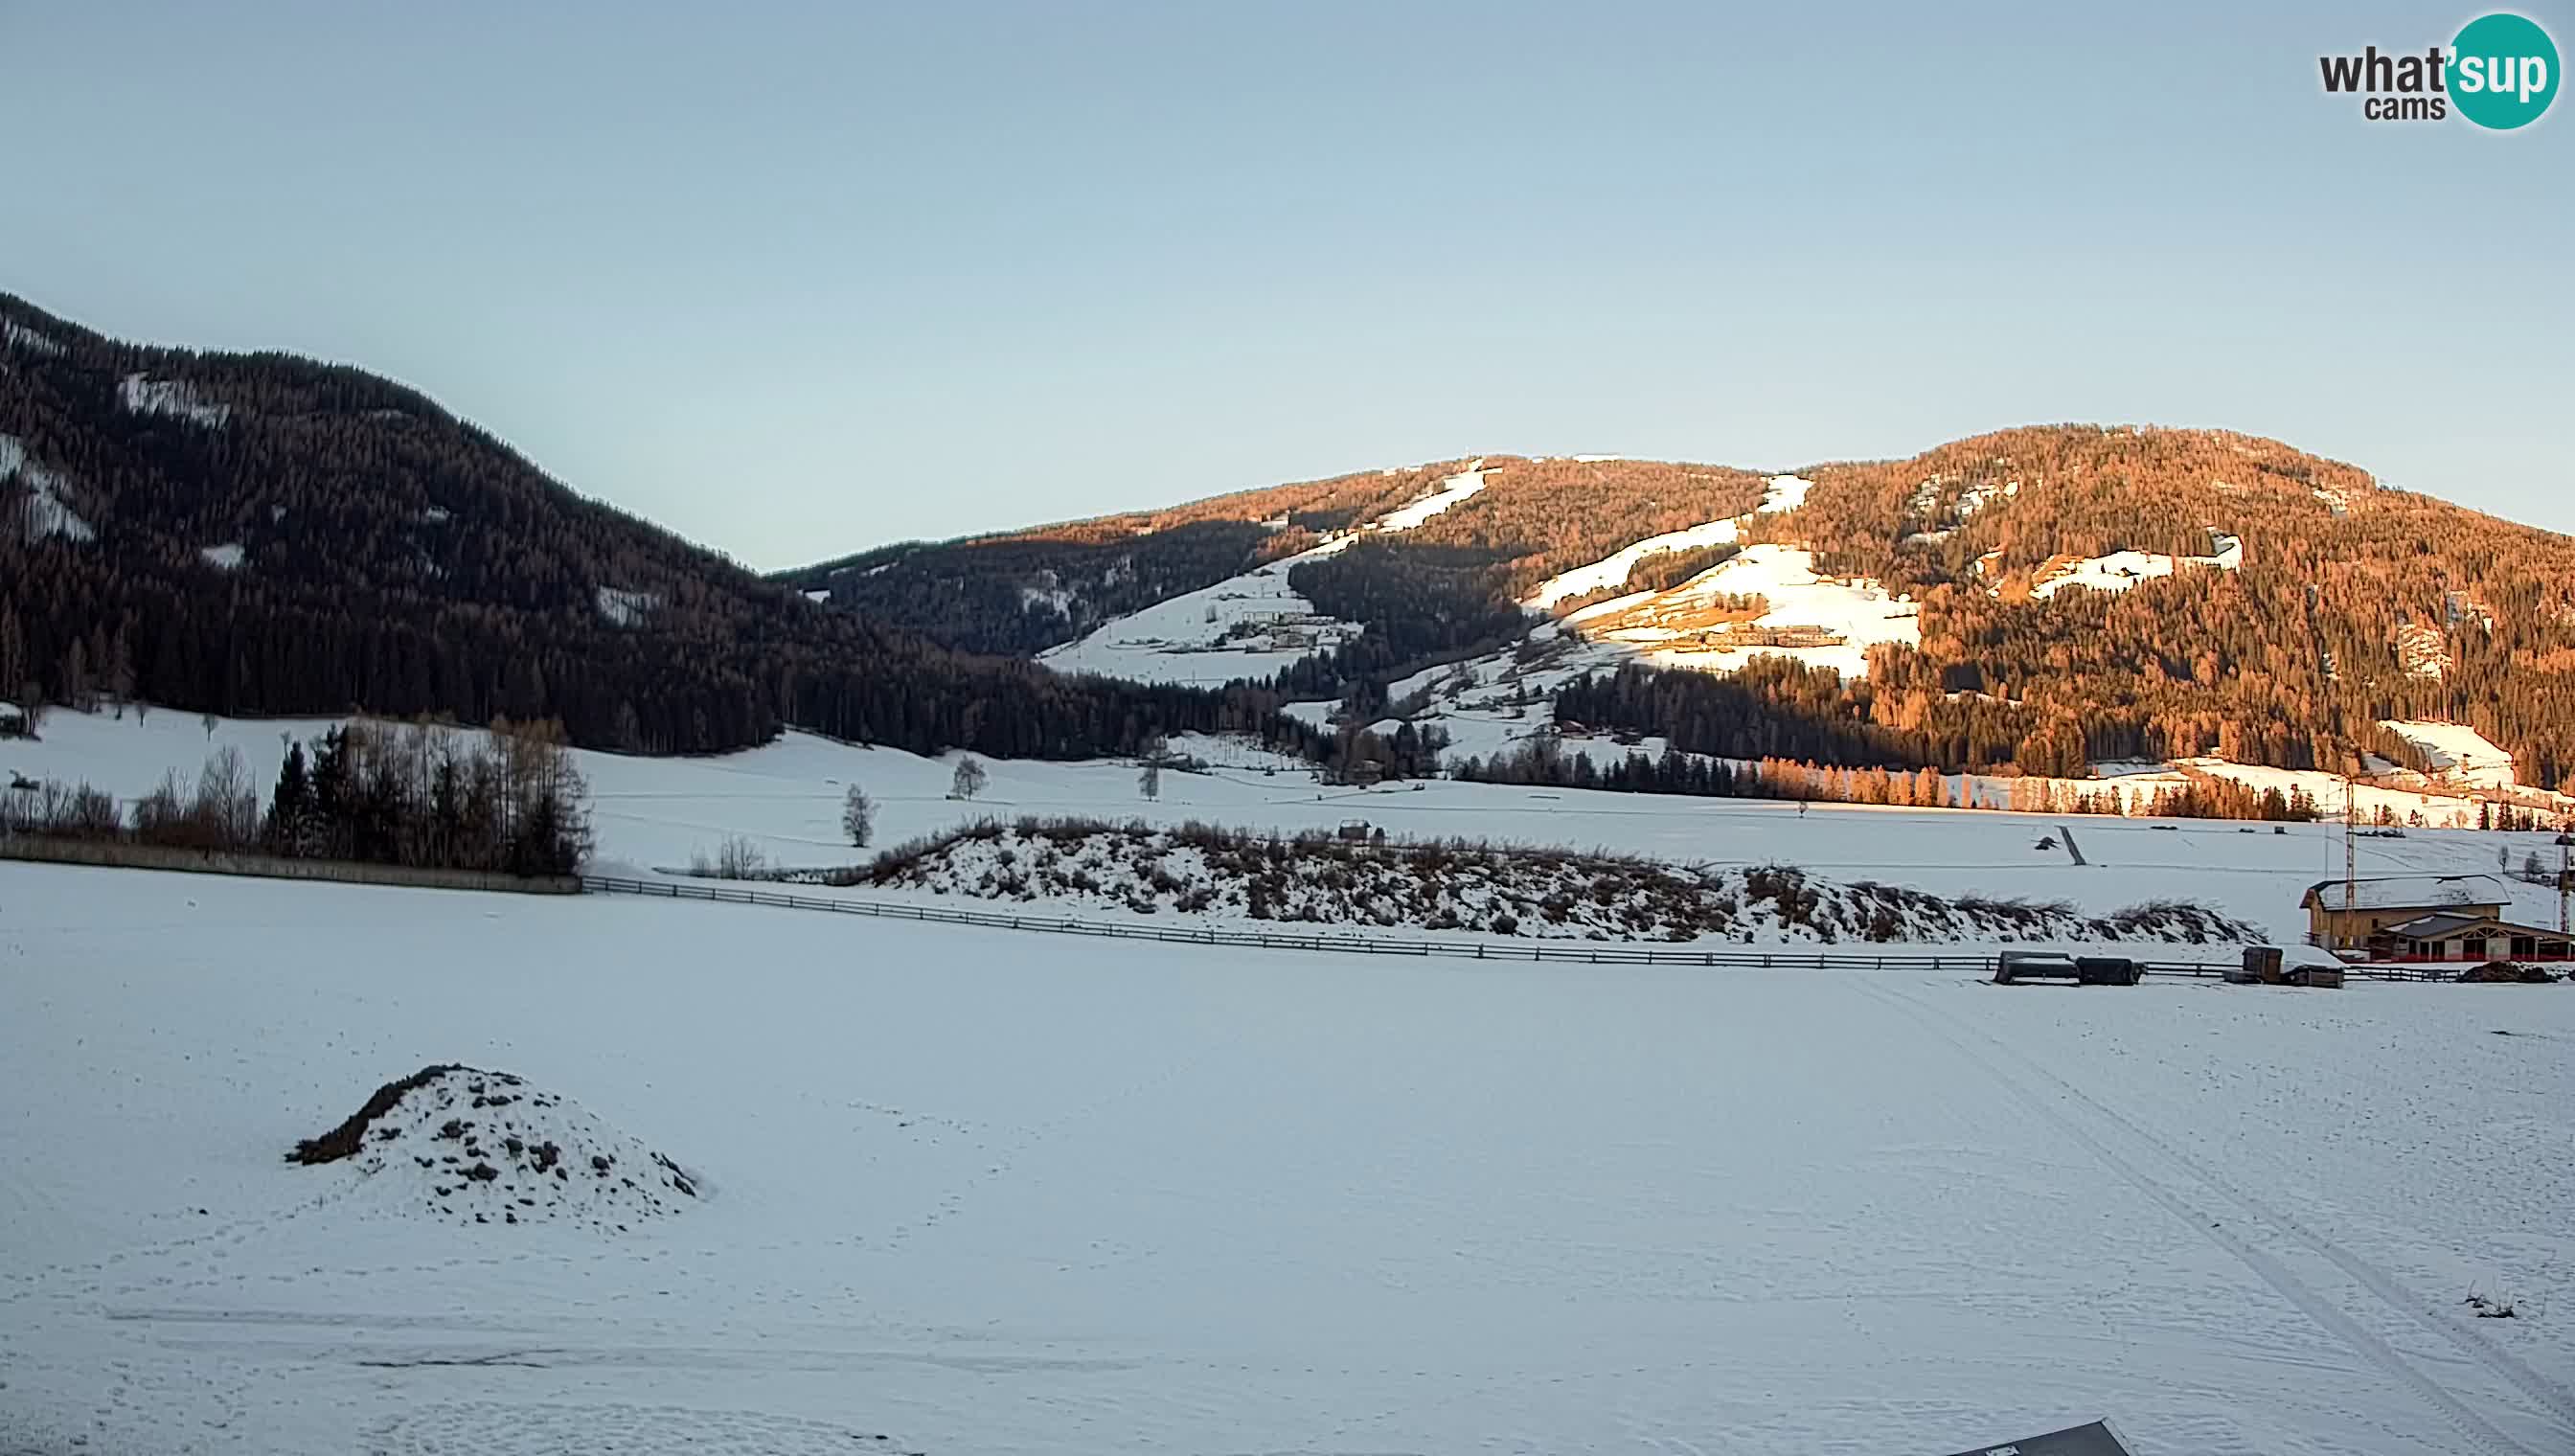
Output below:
[579,875,2418,977]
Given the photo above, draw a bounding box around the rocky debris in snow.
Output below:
[2458,961,2561,985]
[289,1065,698,1232]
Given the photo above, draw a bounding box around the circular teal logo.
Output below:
[2452,12,2559,129]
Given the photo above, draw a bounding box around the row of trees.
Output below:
[1450,730,2334,823]
[3,717,594,876]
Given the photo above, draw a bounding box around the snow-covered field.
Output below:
[3,864,2571,1456]
[10,705,2572,946]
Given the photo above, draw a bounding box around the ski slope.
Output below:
[2,864,2570,1456]
[1521,472,1815,611]
[1583,543,1924,679]
[1037,469,1487,686]
[2380,720,2521,789]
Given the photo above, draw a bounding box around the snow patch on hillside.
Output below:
[1524,518,1742,609]
[2029,531,2241,600]
[119,374,232,428]
[1372,468,1488,531]
[1586,544,1921,679]
[595,586,660,626]
[198,542,245,571]
[0,433,96,542]
[2396,623,2451,679]
[1522,472,1815,614]
[291,1065,698,1234]
[1956,478,2015,516]
[1757,473,1812,513]
[2379,720,2518,789]
[1039,470,1487,686]
[3,318,65,355]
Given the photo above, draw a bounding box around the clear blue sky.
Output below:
[8,2,2569,568]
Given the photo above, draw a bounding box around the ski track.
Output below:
[1865,981,2573,1456]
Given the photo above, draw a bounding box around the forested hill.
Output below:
[775,457,1777,655]
[786,429,2575,792]
[0,293,1292,758]
[1766,425,2575,786]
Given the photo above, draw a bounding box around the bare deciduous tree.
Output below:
[950,757,988,802]
[841,784,876,847]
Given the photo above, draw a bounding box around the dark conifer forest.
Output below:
[0,293,1310,761]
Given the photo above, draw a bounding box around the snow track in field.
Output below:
[1871,982,2575,1456]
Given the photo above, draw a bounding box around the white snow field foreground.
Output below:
[3,864,2572,1456]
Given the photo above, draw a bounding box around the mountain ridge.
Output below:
[0,291,1304,761]
[783,429,2575,793]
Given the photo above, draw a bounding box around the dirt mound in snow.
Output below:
[290,1066,697,1233]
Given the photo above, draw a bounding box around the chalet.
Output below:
[2300,874,2567,961]
[2376,912,2571,964]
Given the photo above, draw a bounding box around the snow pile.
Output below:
[118,373,232,428]
[2379,720,2520,789]
[595,585,660,626]
[198,542,245,571]
[2029,531,2241,600]
[860,820,2260,944]
[0,433,96,543]
[289,1065,697,1233]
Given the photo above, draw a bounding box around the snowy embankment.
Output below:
[851,820,2260,945]
[3,866,2572,1456]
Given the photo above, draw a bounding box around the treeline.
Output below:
[0,292,1315,762]
[1450,734,2329,823]
[1553,662,1945,770]
[789,519,1278,656]
[2,717,593,875]
[1273,542,1528,698]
